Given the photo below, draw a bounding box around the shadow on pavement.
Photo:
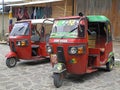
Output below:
[64,67,109,84]
[17,58,50,66]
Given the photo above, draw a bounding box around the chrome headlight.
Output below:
[16,39,28,46]
[47,46,53,53]
[68,47,78,54]
[68,45,85,55]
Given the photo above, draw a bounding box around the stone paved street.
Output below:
[0,41,120,90]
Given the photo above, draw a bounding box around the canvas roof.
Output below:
[87,15,110,22]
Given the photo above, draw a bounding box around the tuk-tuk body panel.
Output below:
[49,15,114,74]
[7,18,53,61]
[104,41,113,63]
[9,36,32,59]
[66,53,88,74]
[49,38,89,74]
[48,15,114,88]
[38,42,49,57]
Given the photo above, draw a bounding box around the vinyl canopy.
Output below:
[18,18,54,24]
[87,15,110,22]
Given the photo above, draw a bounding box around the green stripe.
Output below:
[50,32,77,38]
[107,52,114,62]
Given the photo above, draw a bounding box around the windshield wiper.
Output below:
[61,27,78,39]
[69,27,78,33]
[12,26,25,36]
[18,26,24,31]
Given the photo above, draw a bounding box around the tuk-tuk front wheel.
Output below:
[106,57,114,71]
[6,57,17,68]
[53,73,64,88]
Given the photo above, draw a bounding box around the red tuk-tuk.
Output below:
[6,18,54,68]
[46,15,115,88]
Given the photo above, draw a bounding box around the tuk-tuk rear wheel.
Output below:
[6,57,17,68]
[53,73,63,88]
[106,57,114,71]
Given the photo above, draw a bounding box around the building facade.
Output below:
[0,0,120,40]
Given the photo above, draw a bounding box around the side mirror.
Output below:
[91,31,96,36]
[31,35,40,42]
[88,29,96,36]
[78,25,85,37]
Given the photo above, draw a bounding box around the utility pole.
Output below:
[2,0,4,39]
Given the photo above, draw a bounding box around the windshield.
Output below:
[50,19,79,38]
[10,22,29,36]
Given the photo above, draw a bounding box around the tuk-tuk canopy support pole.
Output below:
[2,0,4,38]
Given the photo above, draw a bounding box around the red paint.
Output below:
[6,20,51,61]
[50,16,114,75]
[5,51,17,58]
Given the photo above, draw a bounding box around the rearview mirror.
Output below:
[78,25,85,37]
[91,31,96,36]
[88,29,96,36]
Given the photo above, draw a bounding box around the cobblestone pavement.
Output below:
[0,41,120,90]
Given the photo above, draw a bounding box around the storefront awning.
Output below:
[6,0,63,6]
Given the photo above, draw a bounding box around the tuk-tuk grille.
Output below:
[57,46,66,63]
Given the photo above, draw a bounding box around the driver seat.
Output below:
[31,35,40,56]
[31,35,40,43]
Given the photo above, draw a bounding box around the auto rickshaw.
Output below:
[46,15,115,88]
[6,18,54,68]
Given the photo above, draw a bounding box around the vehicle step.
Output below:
[86,67,98,73]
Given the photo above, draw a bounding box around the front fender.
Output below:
[107,52,114,62]
[5,51,17,58]
[53,63,66,73]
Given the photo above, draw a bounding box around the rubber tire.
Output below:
[53,73,63,88]
[6,57,17,68]
[106,57,114,71]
